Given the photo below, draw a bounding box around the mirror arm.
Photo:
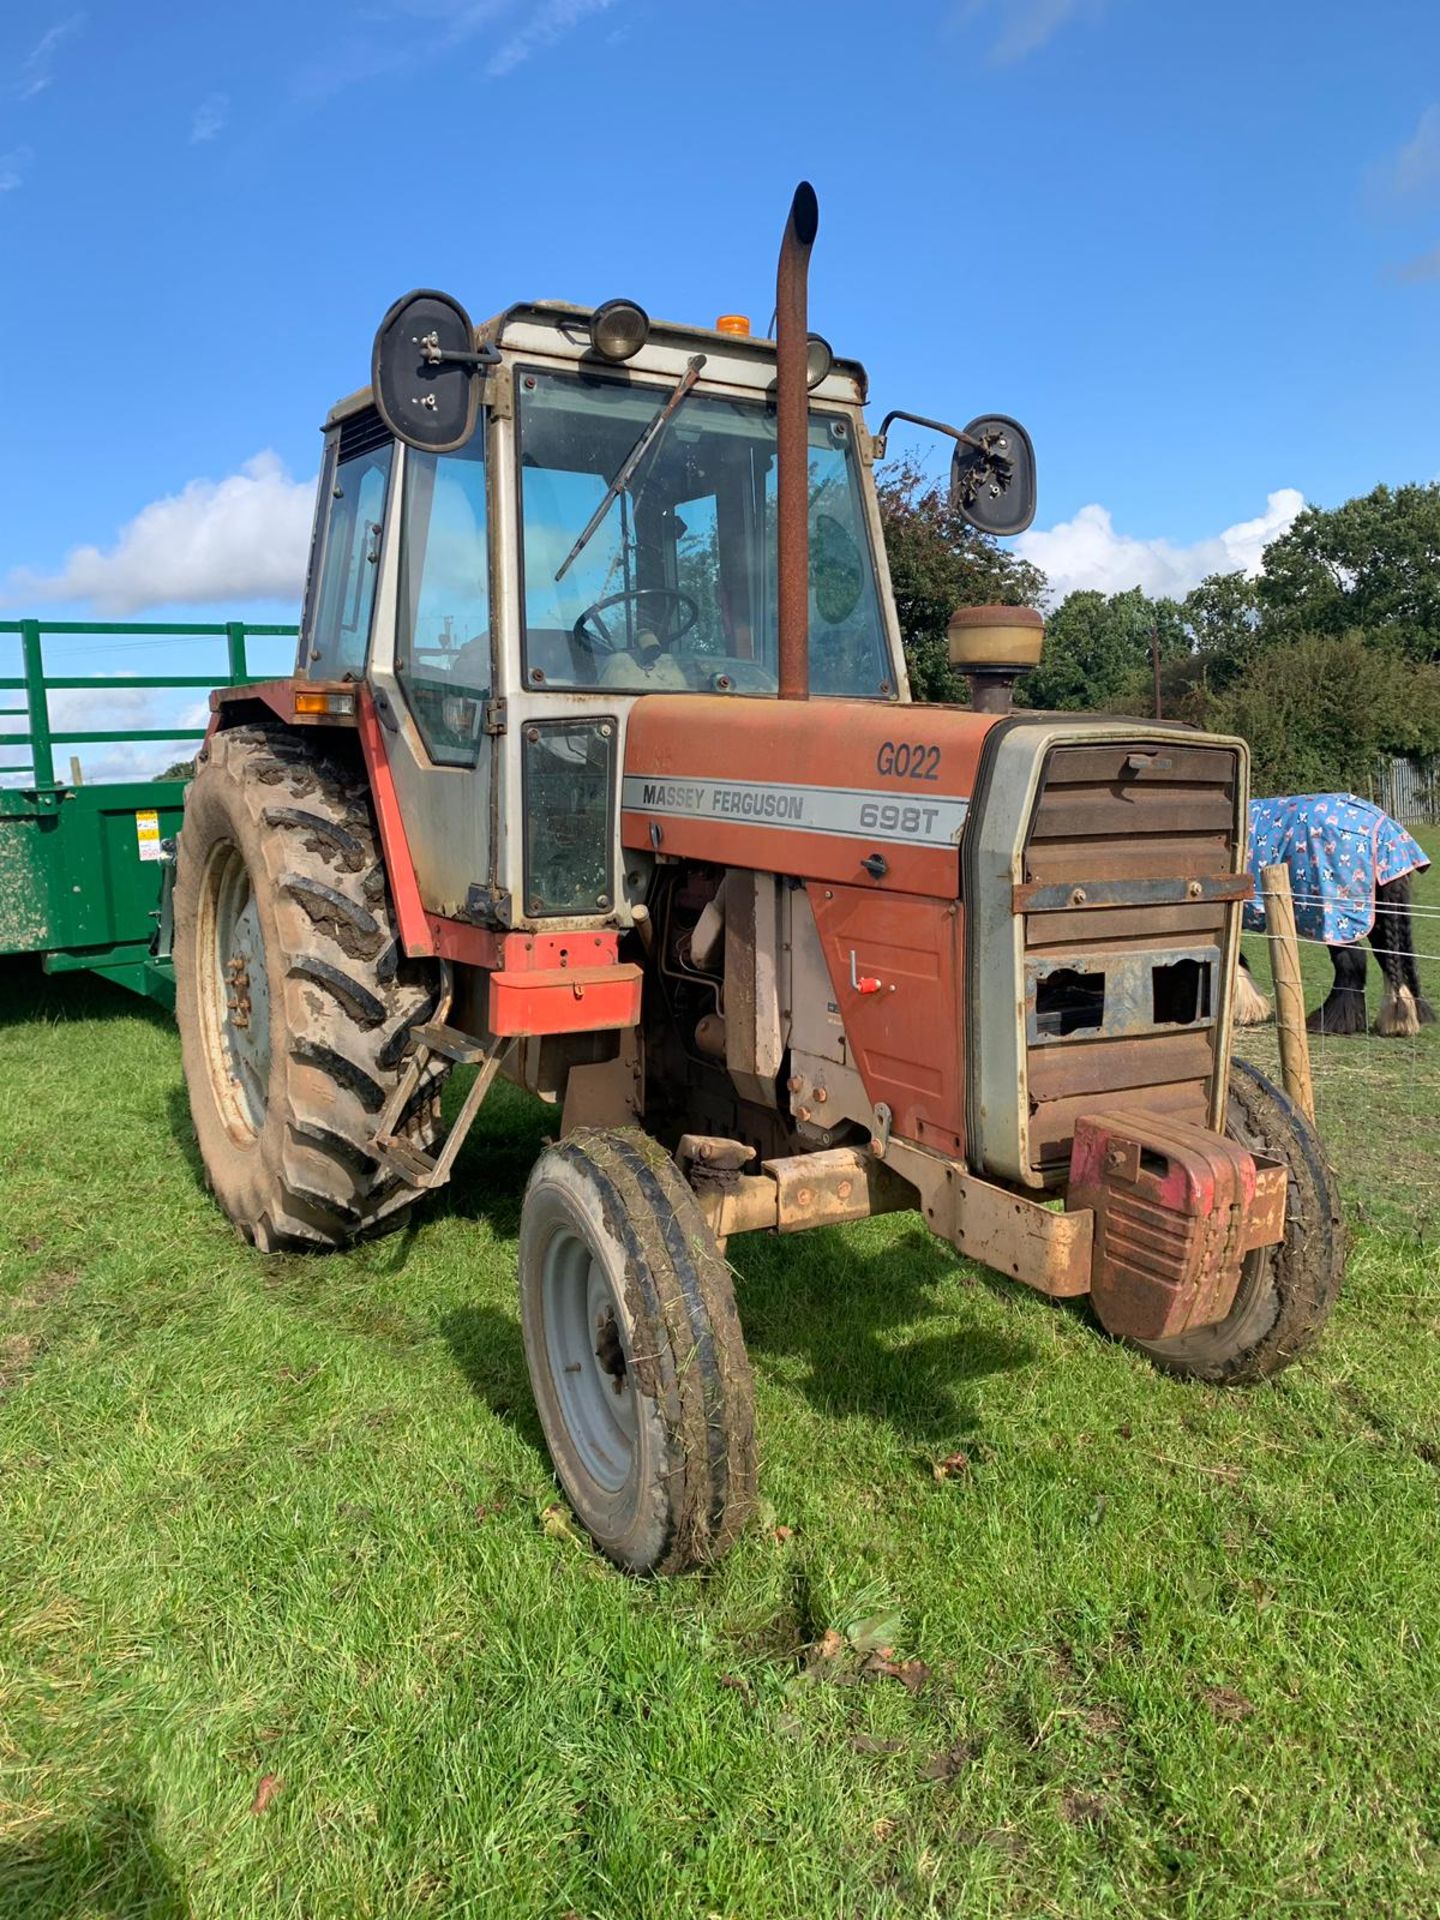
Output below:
[873,408,985,461]
[418,335,503,370]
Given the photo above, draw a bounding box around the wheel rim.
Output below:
[198,841,272,1139]
[542,1226,638,1493]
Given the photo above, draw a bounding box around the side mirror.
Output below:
[950,415,1036,536]
[371,288,499,454]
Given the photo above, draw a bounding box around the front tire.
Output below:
[519,1129,757,1574]
[173,724,447,1252]
[1137,1059,1344,1383]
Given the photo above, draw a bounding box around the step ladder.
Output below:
[370,1021,507,1191]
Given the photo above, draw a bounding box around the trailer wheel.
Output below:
[519,1128,757,1574]
[173,724,447,1252]
[1136,1059,1344,1383]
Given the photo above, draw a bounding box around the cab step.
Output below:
[409,1020,491,1064]
[373,1133,440,1187]
[370,1024,507,1192]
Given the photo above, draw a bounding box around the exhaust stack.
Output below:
[776,182,818,701]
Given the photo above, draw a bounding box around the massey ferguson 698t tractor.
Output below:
[173,186,1343,1573]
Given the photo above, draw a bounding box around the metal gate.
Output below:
[1375,756,1440,826]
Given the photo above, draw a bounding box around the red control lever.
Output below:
[849,950,883,994]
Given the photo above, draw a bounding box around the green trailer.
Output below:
[0,618,296,1005]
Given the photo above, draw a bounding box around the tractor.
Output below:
[172,185,1343,1574]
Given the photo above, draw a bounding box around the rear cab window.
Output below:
[302,411,394,679]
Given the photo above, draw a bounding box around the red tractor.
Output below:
[173,187,1343,1573]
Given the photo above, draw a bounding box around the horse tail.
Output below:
[1372,874,1435,1032]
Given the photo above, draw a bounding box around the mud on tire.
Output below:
[519,1128,758,1575]
[173,723,447,1251]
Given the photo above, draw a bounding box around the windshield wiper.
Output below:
[554,353,707,581]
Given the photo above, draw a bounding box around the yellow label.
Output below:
[135,809,163,863]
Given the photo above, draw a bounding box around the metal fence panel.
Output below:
[1376,756,1440,825]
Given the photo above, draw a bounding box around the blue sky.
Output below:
[2,0,1439,769]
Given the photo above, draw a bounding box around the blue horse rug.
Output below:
[1244,794,1431,946]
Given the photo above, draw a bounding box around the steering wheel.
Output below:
[572,587,700,656]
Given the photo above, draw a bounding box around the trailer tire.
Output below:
[173,724,447,1252]
[1135,1058,1344,1384]
[519,1129,757,1574]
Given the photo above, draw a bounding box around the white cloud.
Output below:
[190,92,229,143]
[291,0,613,103]
[0,145,31,193]
[3,452,316,616]
[0,684,214,787]
[17,13,85,99]
[1392,243,1440,284]
[956,0,1106,64]
[1014,488,1305,603]
[47,683,152,731]
[1386,103,1440,198]
[290,1,507,104]
[485,0,618,78]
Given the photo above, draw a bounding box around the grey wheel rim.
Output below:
[542,1226,638,1492]
[200,842,272,1138]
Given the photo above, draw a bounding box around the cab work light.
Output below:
[805,333,834,389]
[589,298,650,362]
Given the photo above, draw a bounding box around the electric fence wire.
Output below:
[1243,918,1437,1236]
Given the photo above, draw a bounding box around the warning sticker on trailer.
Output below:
[134,809,163,863]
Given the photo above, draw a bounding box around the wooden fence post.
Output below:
[1260,862,1316,1126]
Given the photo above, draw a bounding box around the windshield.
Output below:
[516,366,894,697]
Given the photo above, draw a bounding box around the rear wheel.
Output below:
[1137,1059,1344,1383]
[173,723,447,1251]
[519,1128,757,1573]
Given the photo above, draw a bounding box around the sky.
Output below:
[2,0,1439,773]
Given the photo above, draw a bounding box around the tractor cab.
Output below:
[300,299,907,929]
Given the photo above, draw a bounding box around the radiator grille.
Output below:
[1022,740,1242,1176]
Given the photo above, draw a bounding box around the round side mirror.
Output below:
[371,288,484,453]
[950,415,1037,536]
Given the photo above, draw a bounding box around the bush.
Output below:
[1205,631,1440,795]
[877,460,1044,702]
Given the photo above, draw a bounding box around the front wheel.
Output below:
[518,1129,757,1574]
[1136,1059,1345,1383]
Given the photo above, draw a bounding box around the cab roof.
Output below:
[324,297,869,428]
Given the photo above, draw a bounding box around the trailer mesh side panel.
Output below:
[1021,742,1243,1177]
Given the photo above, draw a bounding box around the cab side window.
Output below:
[306,421,393,679]
[396,436,490,767]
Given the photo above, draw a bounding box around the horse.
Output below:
[1235,793,1433,1037]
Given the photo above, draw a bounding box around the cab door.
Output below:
[367,430,498,920]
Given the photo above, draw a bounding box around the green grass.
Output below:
[2,836,1438,1918]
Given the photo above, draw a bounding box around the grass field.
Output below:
[2,833,1438,1918]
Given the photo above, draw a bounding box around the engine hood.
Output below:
[620,694,1001,896]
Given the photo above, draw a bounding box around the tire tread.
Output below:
[173,724,448,1252]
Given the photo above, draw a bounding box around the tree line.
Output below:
[877,465,1440,797]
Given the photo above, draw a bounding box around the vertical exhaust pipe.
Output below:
[776,181,818,701]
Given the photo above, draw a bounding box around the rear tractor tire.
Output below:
[1136,1058,1344,1383]
[518,1129,758,1574]
[173,724,448,1252]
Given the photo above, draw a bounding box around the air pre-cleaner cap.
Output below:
[946,603,1045,670]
